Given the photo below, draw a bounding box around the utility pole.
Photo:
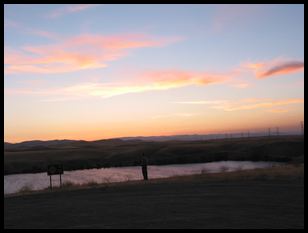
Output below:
[300,121,304,135]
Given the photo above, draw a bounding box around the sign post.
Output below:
[50,175,52,190]
[47,164,64,190]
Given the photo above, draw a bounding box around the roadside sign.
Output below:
[47,164,64,189]
[47,164,63,175]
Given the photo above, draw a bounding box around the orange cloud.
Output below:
[245,59,304,79]
[5,34,179,74]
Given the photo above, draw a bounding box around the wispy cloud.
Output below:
[175,98,303,112]
[173,100,227,105]
[258,61,304,78]
[211,4,262,33]
[46,4,100,19]
[5,34,181,74]
[230,82,251,89]
[4,18,60,40]
[26,29,60,40]
[245,59,304,79]
[267,108,289,113]
[211,98,304,111]
[60,70,229,99]
[5,70,231,100]
[151,112,197,119]
[4,19,20,28]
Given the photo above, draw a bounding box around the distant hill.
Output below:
[4,131,300,152]
[4,139,87,151]
[119,131,299,142]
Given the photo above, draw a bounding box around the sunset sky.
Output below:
[4,4,304,143]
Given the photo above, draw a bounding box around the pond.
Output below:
[4,161,281,195]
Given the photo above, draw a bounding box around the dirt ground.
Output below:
[4,175,304,229]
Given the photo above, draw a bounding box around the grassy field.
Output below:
[4,135,304,175]
[4,165,304,229]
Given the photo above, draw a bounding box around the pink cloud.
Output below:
[258,61,304,78]
[5,34,180,74]
[245,59,304,79]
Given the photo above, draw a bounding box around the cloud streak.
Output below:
[5,70,231,100]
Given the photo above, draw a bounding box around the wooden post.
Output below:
[60,174,62,187]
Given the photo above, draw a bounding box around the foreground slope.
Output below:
[4,165,304,229]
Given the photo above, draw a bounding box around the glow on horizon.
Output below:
[4,4,304,143]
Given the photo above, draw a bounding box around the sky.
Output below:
[4,4,304,143]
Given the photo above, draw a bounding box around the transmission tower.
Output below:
[276,127,279,136]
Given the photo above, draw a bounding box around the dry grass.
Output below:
[17,185,33,194]
[164,163,304,184]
